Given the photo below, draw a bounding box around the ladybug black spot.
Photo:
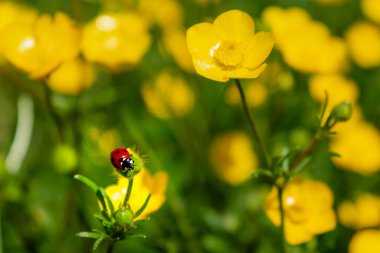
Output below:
[123,149,127,152]
[115,150,120,154]
[111,158,114,162]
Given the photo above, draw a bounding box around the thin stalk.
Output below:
[234,79,271,169]
[277,185,287,253]
[43,85,65,142]
[290,136,319,171]
[122,177,134,207]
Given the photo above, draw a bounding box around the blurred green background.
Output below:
[0,0,379,252]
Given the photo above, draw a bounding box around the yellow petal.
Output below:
[285,219,314,245]
[187,22,219,60]
[227,64,267,79]
[243,32,275,68]
[213,10,254,41]
[192,58,229,82]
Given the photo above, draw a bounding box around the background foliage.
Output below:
[0,0,379,252]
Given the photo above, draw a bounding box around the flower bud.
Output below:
[114,207,134,226]
[331,101,352,122]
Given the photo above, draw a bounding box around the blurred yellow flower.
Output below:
[349,230,380,253]
[0,1,37,58]
[262,6,347,73]
[265,179,336,245]
[138,0,183,31]
[209,132,257,185]
[105,168,168,220]
[225,80,267,107]
[47,58,95,95]
[141,71,194,119]
[309,74,359,119]
[2,12,80,79]
[187,10,275,82]
[163,29,194,72]
[338,194,380,229]
[331,112,380,174]
[345,21,380,68]
[361,0,380,24]
[81,12,151,70]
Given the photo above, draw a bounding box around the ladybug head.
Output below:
[110,148,134,171]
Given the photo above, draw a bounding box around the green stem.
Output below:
[234,79,271,169]
[43,84,65,142]
[290,136,319,171]
[107,241,115,253]
[277,185,287,253]
[122,177,134,207]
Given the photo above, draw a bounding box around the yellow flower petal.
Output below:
[349,230,380,253]
[285,219,314,245]
[186,22,219,60]
[243,32,275,69]
[213,10,254,42]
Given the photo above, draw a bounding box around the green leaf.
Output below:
[134,194,151,219]
[76,231,101,239]
[129,234,146,239]
[93,233,107,251]
[74,174,110,219]
[101,187,115,216]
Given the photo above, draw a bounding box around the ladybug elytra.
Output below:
[110,148,135,171]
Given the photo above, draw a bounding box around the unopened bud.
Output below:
[115,207,134,226]
[331,101,352,122]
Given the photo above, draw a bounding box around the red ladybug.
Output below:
[110,148,135,171]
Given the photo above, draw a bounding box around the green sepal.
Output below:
[134,194,151,219]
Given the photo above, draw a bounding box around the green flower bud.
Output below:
[331,101,352,122]
[114,207,134,226]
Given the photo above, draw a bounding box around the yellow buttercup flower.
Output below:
[338,194,380,229]
[0,1,37,58]
[349,230,380,253]
[209,132,258,185]
[187,10,275,82]
[2,12,80,79]
[330,111,380,175]
[162,29,194,72]
[104,168,168,220]
[262,6,347,73]
[138,0,183,31]
[361,0,380,24]
[345,21,380,68]
[47,58,95,95]
[141,71,194,119]
[309,74,359,119]
[81,12,151,70]
[265,179,336,245]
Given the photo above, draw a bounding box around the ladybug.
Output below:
[110,148,135,171]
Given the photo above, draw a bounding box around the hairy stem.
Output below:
[123,177,134,207]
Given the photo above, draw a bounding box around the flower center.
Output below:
[213,41,244,67]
